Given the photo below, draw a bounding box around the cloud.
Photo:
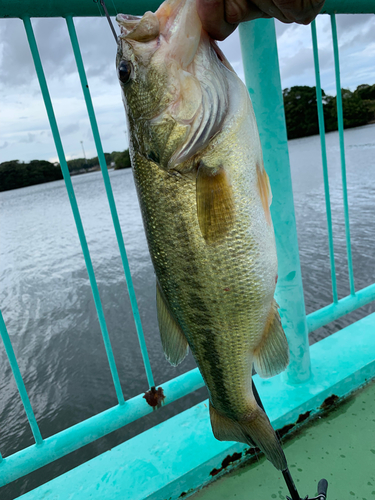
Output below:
[0,141,9,149]
[279,47,315,83]
[0,16,118,89]
[274,14,375,95]
[59,122,80,136]
[19,132,38,143]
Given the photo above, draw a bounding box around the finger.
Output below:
[248,0,325,25]
[196,0,238,40]
[225,0,272,24]
[274,0,326,25]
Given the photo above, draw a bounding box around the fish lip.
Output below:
[116,13,141,36]
[117,11,160,42]
[117,14,140,21]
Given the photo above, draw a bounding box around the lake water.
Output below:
[1,123,374,498]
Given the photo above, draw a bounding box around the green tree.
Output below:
[283,85,374,139]
[355,84,375,101]
[354,84,375,122]
[114,149,131,170]
[283,86,319,139]
[0,159,63,192]
[324,89,371,131]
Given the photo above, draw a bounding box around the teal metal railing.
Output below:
[311,20,338,304]
[1,0,374,488]
[306,12,375,332]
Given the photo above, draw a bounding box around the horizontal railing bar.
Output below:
[321,0,375,14]
[311,20,338,304]
[0,368,205,487]
[306,283,375,333]
[23,16,125,406]
[66,15,155,389]
[0,0,374,18]
[0,311,43,446]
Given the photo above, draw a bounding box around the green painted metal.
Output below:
[0,367,205,487]
[239,19,311,384]
[23,16,125,406]
[0,0,161,18]
[66,15,155,389]
[306,282,375,332]
[0,311,43,446]
[1,0,374,18]
[311,20,338,304]
[321,0,375,14]
[16,312,375,500]
[331,14,355,297]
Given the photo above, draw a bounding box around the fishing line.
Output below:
[100,0,119,44]
[94,0,119,44]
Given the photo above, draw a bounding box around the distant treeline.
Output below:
[284,83,375,139]
[0,150,131,192]
[1,83,375,191]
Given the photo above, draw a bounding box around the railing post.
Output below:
[239,19,311,383]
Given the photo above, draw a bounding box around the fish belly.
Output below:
[131,121,276,418]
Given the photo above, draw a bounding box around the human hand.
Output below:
[197,0,325,40]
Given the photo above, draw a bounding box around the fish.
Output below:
[116,0,290,471]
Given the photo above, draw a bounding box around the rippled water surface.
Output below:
[0,124,374,498]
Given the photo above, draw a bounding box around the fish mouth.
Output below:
[116,0,193,46]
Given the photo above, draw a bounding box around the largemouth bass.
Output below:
[116,0,290,470]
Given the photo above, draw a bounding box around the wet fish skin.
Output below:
[116,0,289,471]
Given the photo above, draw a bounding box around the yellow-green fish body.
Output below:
[117,0,289,470]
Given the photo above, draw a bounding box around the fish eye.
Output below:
[117,60,133,85]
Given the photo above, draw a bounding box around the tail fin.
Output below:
[209,402,287,471]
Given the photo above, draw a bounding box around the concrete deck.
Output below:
[193,378,375,500]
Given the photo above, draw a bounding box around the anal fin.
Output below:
[209,402,287,471]
[156,283,189,366]
[253,299,289,379]
[196,162,235,245]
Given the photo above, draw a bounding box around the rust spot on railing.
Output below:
[296,410,311,424]
[277,423,295,439]
[320,394,339,410]
[143,386,165,410]
[210,451,242,476]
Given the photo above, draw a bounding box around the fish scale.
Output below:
[133,144,268,414]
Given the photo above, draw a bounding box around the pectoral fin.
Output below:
[196,162,235,245]
[253,299,289,378]
[156,283,189,366]
[256,162,272,226]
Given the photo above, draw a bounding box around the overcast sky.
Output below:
[0,12,374,164]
